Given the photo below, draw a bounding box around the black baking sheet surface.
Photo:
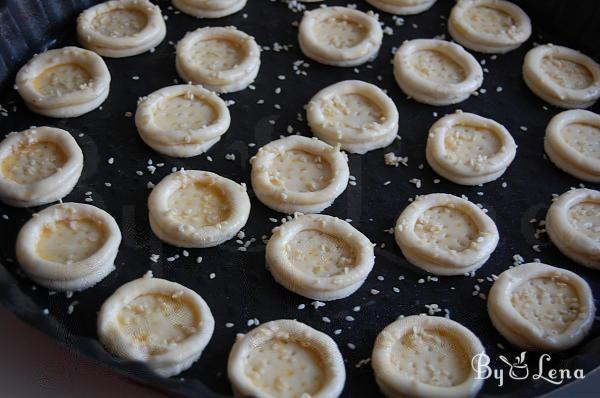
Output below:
[1,0,600,397]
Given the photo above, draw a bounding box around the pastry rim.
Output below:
[265,213,375,301]
[77,0,166,57]
[135,84,230,147]
[148,170,250,248]
[227,319,346,398]
[426,111,517,184]
[544,109,600,181]
[97,273,215,377]
[175,26,260,93]
[172,0,247,18]
[16,47,110,117]
[250,135,349,214]
[371,314,485,398]
[306,80,399,154]
[394,193,499,274]
[545,188,600,268]
[448,0,531,54]
[523,44,600,109]
[15,202,121,290]
[0,126,83,207]
[393,39,483,106]
[487,262,595,350]
[298,6,383,67]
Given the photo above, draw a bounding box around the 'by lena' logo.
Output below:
[471,352,585,387]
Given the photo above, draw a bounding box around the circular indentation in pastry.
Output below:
[393,39,483,106]
[148,170,250,248]
[15,202,121,291]
[426,111,517,185]
[176,26,260,93]
[546,188,600,269]
[372,315,484,398]
[98,272,215,377]
[0,127,83,207]
[488,262,595,351]
[523,44,600,109]
[395,193,499,275]
[135,84,230,158]
[544,109,600,182]
[448,0,531,54]
[365,0,436,15]
[77,0,166,58]
[16,47,110,118]
[250,135,349,214]
[266,213,375,301]
[172,0,247,18]
[306,80,399,154]
[228,319,345,398]
[298,6,383,67]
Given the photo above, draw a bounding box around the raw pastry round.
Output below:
[546,188,600,269]
[16,202,121,291]
[306,80,399,154]
[0,127,83,207]
[394,193,499,275]
[266,213,375,301]
[176,26,260,93]
[15,46,110,118]
[488,262,595,351]
[228,319,345,398]
[426,111,517,185]
[372,315,485,398]
[365,0,437,15]
[98,272,215,377]
[250,135,349,214]
[298,6,383,67]
[393,39,483,106]
[135,84,230,158]
[544,109,600,182]
[77,0,166,58]
[523,44,600,109]
[148,170,250,248]
[172,0,247,18]
[448,0,531,54]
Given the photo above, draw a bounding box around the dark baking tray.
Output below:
[1,0,600,396]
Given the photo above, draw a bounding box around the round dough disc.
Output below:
[0,126,83,207]
[77,0,166,58]
[98,271,215,377]
[298,6,383,67]
[266,213,375,300]
[227,319,346,398]
[135,84,231,158]
[306,80,399,154]
[250,135,350,214]
[546,188,600,269]
[16,202,121,291]
[393,39,483,106]
[148,170,251,248]
[426,111,517,185]
[488,262,595,351]
[544,109,600,182]
[395,193,499,275]
[172,0,247,18]
[16,46,111,118]
[365,0,437,15]
[523,44,600,109]
[176,26,260,93]
[372,315,485,398]
[448,0,531,54]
